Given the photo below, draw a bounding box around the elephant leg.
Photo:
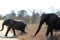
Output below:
[20,29,27,34]
[46,28,50,36]
[50,29,53,36]
[46,25,53,36]
[5,27,11,36]
[12,28,16,36]
[21,30,26,33]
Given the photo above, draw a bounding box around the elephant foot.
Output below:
[45,34,48,37]
[20,33,23,35]
[24,32,27,34]
[5,35,7,37]
[22,31,27,34]
[13,35,17,38]
[5,34,7,36]
[13,34,16,37]
[47,35,57,40]
[20,33,25,35]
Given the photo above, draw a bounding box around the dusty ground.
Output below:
[0,20,60,40]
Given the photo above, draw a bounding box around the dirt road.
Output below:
[0,20,18,40]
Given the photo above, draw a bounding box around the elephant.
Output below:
[54,17,60,30]
[34,13,59,37]
[0,19,27,36]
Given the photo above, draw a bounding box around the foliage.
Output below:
[32,10,40,23]
[18,10,27,18]
[0,9,41,24]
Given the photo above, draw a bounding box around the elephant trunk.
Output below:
[0,24,4,31]
[34,19,44,36]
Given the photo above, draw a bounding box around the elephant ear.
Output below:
[7,19,15,26]
[41,13,49,21]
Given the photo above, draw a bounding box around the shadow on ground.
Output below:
[0,36,17,38]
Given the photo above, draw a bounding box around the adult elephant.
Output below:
[34,13,58,37]
[0,19,27,36]
[54,17,60,30]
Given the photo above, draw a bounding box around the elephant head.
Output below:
[0,19,14,31]
[34,13,49,36]
[34,13,58,36]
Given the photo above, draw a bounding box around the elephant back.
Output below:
[46,13,58,25]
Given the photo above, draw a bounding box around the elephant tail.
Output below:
[0,24,4,31]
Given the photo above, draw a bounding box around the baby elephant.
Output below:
[0,19,27,36]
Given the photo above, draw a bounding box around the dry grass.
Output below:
[16,24,47,40]
[1,20,60,40]
[16,24,60,40]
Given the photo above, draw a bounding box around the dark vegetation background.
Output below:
[0,9,60,24]
[0,9,40,24]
